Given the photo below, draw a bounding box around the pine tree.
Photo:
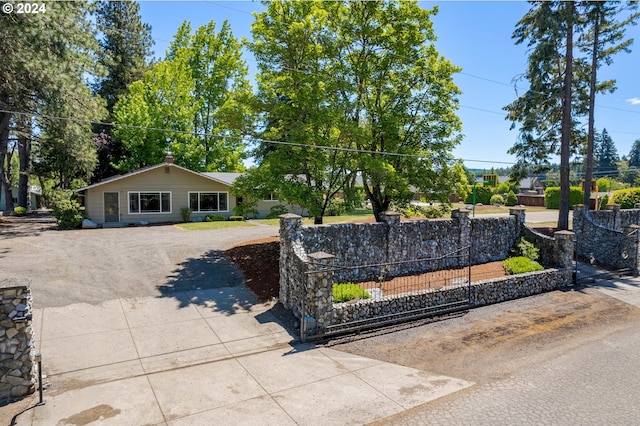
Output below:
[92,0,154,181]
[594,129,619,178]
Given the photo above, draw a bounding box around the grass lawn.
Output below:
[176,221,256,231]
[253,208,375,226]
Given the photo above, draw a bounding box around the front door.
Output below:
[104,192,119,223]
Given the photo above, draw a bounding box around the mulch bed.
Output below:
[226,237,508,302]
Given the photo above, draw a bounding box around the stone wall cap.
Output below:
[0,278,30,290]
[280,213,302,219]
[554,230,575,236]
[381,211,401,216]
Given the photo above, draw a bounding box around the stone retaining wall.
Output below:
[0,279,35,400]
[334,269,566,324]
[279,209,574,326]
[572,205,640,273]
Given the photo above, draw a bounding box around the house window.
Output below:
[128,192,171,214]
[189,192,228,212]
[264,192,278,201]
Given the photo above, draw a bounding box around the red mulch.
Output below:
[226,237,508,302]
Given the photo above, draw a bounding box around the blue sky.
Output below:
[138,1,640,170]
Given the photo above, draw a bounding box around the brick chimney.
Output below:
[165,151,174,164]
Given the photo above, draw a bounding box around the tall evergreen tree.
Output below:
[594,129,619,178]
[92,0,154,181]
[1,1,105,209]
[505,1,585,230]
[629,139,640,169]
[579,1,639,206]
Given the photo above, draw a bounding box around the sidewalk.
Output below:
[9,286,472,425]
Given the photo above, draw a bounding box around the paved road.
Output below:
[372,278,640,426]
[1,217,279,308]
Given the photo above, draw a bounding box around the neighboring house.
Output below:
[75,155,296,225]
[0,185,42,211]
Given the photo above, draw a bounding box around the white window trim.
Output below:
[127,191,172,215]
[263,192,278,201]
[188,191,229,213]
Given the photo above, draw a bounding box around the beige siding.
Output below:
[85,165,237,224]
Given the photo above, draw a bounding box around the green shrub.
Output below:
[513,237,539,261]
[490,194,504,205]
[13,206,27,216]
[325,198,346,216]
[502,256,544,275]
[544,186,583,209]
[465,185,493,205]
[505,190,518,206]
[343,185,366,212]
[332,283,371,303]
[265,204,289,219]
[228,215,244,221]
[611,188,640,209]
[180,207,192,222]
[232,197,259,219]
[51,191,85,229]
[204,214,225,222]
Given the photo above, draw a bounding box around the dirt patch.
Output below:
[329,289,640,384]
[226,237,280,302]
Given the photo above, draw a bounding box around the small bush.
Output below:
[332,283,371,303]
[490,194,504,205]
[180,207,192,222]
[265,204,289,219]
[13,206,27,216]
[465,185,493,205]
[228,215,244,221]
[503,256,544,275]
[51,191,85,229]
[544,186,583,209]
[505,190,518,206]
[513,237,539,261]
[325,198,346,216]
[205,214,225,222]
[611,188,640,209]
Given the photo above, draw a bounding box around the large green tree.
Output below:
[579,1,639,206]
[0,1,105,209]
[505,1,585,230]
[249,0,464,223]
[92,0,154,181]
[594,128,619,178]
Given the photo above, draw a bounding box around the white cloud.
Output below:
[626,97,640,105]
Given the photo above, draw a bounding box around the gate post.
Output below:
[305,252,336,333]
[553,230,575,286]
[452,208,471,268]
[624,224,640,276]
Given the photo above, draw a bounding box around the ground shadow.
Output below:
[158,250,254,314]
[0,213,56,239]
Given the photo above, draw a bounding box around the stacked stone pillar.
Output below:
[0,280,35,399]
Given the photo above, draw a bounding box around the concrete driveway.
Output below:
[1,218,279,308]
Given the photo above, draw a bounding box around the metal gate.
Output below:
[573,228,638,285]
[300,246,472,341]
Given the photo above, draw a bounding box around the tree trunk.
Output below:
[558,2,574,231]
[0,112,13,212]
[17,116,32,209]
[584,9,600,209]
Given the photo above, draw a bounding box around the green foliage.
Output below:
[332,283,371,303]
[544,186,584,209]
[51,191,85,230]
[505,190,519,207]
[502,257,544,275]
[513,237,539,262]
[204,214,224,222]
[465,185,493,205]
[599,194,609,210]
[228,215,244,221]
[611,188,640,209]
[325,198,346,217]
[490,194,504,205]
[265,205,289,219]
[343,185,366,212]
[180,207,192,222]
[232,198,259,219]
[13,206,27,216]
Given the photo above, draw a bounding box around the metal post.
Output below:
[300,271,306,343]
[35,353,45,406]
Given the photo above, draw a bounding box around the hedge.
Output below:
[611,188,640,209]
[544,186,583,209]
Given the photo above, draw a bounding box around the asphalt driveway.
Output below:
[1,215,279,308]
